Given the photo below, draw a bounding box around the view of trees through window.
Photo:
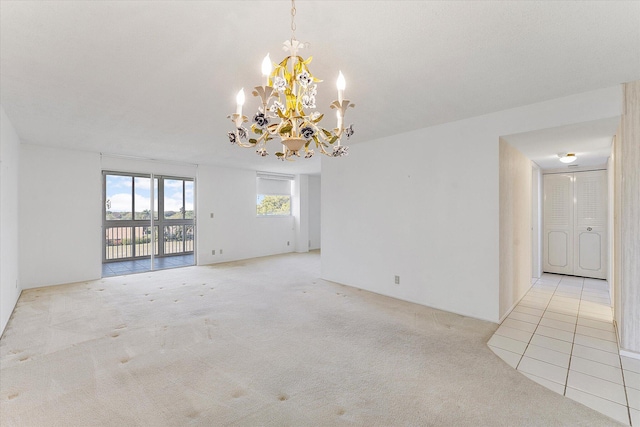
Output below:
[257,195,291,216]
[256,174,292,216]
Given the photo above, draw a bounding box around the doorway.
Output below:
[542,170,607,279]
[102,172,195,276]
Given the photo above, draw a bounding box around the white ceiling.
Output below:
[1,1,639,175]
[503,117,620,170]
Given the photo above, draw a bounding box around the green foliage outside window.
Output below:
[257,195,291,216]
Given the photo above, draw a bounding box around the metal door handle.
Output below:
[587,227,593,231]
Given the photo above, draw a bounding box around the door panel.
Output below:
[577,232,602,271]
[547,231,569,268]
[543,174,573,275]
[573,170,607,279]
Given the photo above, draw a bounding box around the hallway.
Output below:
[489,274,639,425]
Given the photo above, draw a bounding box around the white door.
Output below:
[543,174,573,275]
[543,171,607,279]
[573,171,607,279]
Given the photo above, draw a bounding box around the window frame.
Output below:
[102,171,195,262]
[161,176,194,221]
[256,173,293,217]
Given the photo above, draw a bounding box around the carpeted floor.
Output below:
[0,252,622,426]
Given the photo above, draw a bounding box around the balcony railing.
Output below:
[104,224,194,261]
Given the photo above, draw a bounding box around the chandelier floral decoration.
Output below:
[227,0,354,161]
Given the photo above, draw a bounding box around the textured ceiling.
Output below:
[502,117,620,170]
[1,1,639,174]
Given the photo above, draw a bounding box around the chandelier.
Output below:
[227,0,354,161]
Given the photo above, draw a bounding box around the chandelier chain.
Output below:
[290,0,297,41]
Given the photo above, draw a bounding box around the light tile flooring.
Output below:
[102,254,194,277]
[489,273,640,426]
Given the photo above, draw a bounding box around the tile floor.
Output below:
[102,254,194,277]
[489,273,640,426]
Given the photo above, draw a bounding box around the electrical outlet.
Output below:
[210,213,214,218]
[212,250,215,255]
[220,249,223,255]
[287,241,290,246]
[395,276,400,285]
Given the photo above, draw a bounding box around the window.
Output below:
[160,177,195,255]
[103,172,195,262]
[105,174,134,220]
[104,173,155,260]
[104,174,158,221]
[163,178,194,220]
[134,176,156,220]
[256,173,293,216]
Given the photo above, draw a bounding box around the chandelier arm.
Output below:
[317,145,331,156]
[309,131,332,154]
[330,99,355,139]
[306,122,332,145]
[235,140,256,149]
[279,147,297,161]
[255,132,269,145]
[253,85,274,106]
[266,120,288,139]
[231,113,247,128]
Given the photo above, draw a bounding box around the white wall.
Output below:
[608,149,615,307]
[308,175,321,250]
[322,121,501,322]
[322,86,623,323]
[16,146,307,288]
[19,144,102,289]
[101,154,197,178]
[196,165,295,265]
[1,107,22,335]
[531,165,542,279]
[499,139,532,320]
[293,175,309,253]
[616,80,640,355]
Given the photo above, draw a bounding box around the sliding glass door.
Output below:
[160,178,195,256]
[103,172,194,275]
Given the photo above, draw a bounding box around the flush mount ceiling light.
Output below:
[558,153,577,163]
[227,0,354,161]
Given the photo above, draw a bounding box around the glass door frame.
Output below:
[102,171,195,265]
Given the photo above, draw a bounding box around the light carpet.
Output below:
[0,252,622,426]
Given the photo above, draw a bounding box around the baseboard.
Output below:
[499,284,533,323]
[620,349,640,360]
[320,276,497,324]
[0,289,22,340]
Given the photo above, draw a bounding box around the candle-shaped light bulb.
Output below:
[336,71,346,104]
[236,88,245,117]
[261,54,272,86]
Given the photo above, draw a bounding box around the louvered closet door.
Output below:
[543,174,574,275]
[573,171,607,279]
